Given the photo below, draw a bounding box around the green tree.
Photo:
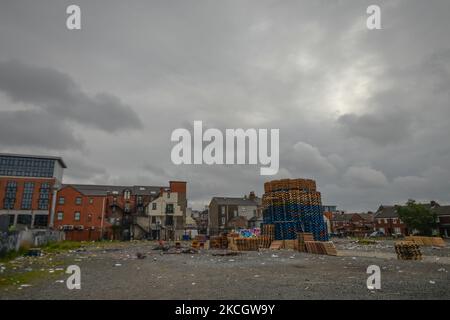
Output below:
[397,199,437,236]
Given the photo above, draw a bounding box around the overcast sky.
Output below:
[1,0,450,212]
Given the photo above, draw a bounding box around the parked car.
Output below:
[369,231,385,237]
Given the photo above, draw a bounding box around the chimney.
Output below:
[249,191,256,201]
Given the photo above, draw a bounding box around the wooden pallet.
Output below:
[269,240,283,250]
[395,241,422,260]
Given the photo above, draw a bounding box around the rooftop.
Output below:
[0,152,67,168]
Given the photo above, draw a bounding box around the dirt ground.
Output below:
[1,238,449,300]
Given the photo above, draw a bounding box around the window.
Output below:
[152,203,157,210]
[38,183,50,210]
[34,215,48,227]
[0,156,54,178]
[21,182,35,209]
[87,214,92,222]
[89,198,94,204]
[221,206,225,215]
[74,212,81,221]
[57,212,64,221]
[3,180,17,209]
[166,204,174,214]
[124,190,131,200]
[17,214,32,226]
[151,216,156,223]
[165,215,173,226]
[75,197,82,205]
[59,197,65,205]
[167,192,170,198]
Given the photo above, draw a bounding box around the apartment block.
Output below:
[0,153,66,229]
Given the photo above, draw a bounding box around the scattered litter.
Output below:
[271,254,279,258]
[20,284,31,288]
[254,275,260,278]
[437,268,447,272]
[228,259,235,262]
[55,280,64,283]
[429,280,435,284]
[192,282,196,285]
[114,263,122,267]
[136,252,146,259]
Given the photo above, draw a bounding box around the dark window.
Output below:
[74,212,81,221]
[57,212,63,220]
[34,215,48,227]
[152,203,157,210]
[151,216,156,223]
[21,182,35,209]
[75,197,82,205]
[38,182,51,210]
[17,214,32,226]
[0,156,55,178]
[59,197,65,205]
[166,204,174,214]
[3,180,17,209]
[165,215,173,226]
[8,214,15,226]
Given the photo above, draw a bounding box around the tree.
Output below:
[397,199,437,236]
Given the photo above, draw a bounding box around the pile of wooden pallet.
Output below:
[404,236,446,247]
[262,224,275,242]
[235,238,259,251]
[303,241,338,256]
[257,235,272,248]
[395,241,422,260]
[210,235,228,249]
[297,232,314,252]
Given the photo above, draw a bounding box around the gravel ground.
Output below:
[1,239,449,300]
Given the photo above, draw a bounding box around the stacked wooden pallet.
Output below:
[210,235,228,249]
[404,236,446,247]
[304,241,326,255]
[235,238,259,251]
[257,235,272,248]
[261,224,275,241]
[269,240,283,250]
[297,232,314,252]
[395,241,422,260]
[321,242,338,256]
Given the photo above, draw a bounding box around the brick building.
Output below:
[54,181,187,241]
[331,213,374,237]
[0,153,66,229]
[375,202,450,237]
[208,192,262,235]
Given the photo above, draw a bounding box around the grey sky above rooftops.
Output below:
[1,1,450,211]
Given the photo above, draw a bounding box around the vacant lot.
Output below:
[1,239,449,300]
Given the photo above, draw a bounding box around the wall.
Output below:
[0,229,65,256]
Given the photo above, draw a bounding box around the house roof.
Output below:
[0,153,67,168]
[63,184,165,196]
[434,205,450,217]
[332,214,353,222]
[358,213,375,222]
[375,203,440,218]
[211,197,261,206]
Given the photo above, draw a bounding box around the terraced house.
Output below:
[374,201,450,237]
[0,153,66,229]
[54,181,187,241]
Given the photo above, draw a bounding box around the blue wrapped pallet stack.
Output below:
[262,179,329,241]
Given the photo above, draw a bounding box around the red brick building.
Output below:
[54,181,187,241]
[331,213,374,237]
[0,153,66,229]
[375,202,450,237]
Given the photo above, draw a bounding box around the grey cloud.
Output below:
[1,1,450,211]
[0,60,142,132]
[0,109,83,150]
[338,109,412,145]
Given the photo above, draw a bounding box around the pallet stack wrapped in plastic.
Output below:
[262,179,329,242]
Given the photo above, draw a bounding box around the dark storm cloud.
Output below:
[0,109,83,150]
[0,60,142,132]
[1,0,450,211]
